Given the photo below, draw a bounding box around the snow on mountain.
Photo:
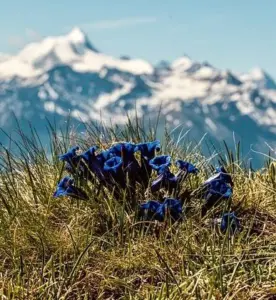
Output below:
[239,67,276,90]
[0,28,275,165]
[172,56,194,71]
[0,53,11,62]
[0,27,153,79]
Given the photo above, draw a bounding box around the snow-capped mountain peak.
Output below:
[249,67,267,79]
[16,27,98,65]
[66,27,87,43]
[239,67,276,90]
[0,28,275,166]
[65,27,99,53]
[172,55,194,71]
[0,28,153,79]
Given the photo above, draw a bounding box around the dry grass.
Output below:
[0,120,275,299]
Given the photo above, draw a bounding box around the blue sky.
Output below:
[1,0,276,77]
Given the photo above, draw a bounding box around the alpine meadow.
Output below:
[0,117,275,299]
[1,6,276,299]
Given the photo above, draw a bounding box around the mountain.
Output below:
[238,67,276,90]
[0,28,275,165]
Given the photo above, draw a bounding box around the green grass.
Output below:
[0,119,276,299]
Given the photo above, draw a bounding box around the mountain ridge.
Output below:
[0,27,275,165]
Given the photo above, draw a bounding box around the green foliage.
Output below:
[0,118,275,299]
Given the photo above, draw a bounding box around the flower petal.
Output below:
[135,140,161,159]
[135,141,161,187]
[104,156,123,173]
[59,146,80,162]
[139,198,183,222]
[81,146,98,162]
[53,176,88,200]
[149,155,171,174]
[175,160,199,174]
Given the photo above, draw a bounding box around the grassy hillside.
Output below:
[0,119,275,299]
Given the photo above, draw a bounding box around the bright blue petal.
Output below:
[223,187,233,198]
[58,146,81,174]
[109,142,136,157]
[204,166,233,186]
[57,176,74,188]
[206,180,233,199]
[149,155,171,174]
[175,160,199,174]
[53,176,88,200]
[104,156,123,173]
[135,140,161,159]
[80,146,98,161]
[140,200,160,211]
[59,146,80,162]
[151,168,179,193]
[139,198,182,222]
[162,198,183,219]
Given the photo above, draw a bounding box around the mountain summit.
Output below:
[0,28,153,78]
[0,28,275,165]
[66,27,96,48]
[239,67,276,90]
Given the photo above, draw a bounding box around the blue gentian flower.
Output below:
[104,156,123,173]
[200,166,233,201]
[175,160,199,174]
[104,156,126,189]
[151,168,178,193]
[80,146,107,181]
[81,146,98,162]
[139,200,161,220]
[108,142,142,193]
[204,166,233,187]
[135,140,161,160]
[96,149,113,165]
[205,180,233,199]
[120,142,140,170]
[201,179,233,216]
[59,146,81,173]
[198,167,234,216]
[59,146,80,164]
[139,198,183,222]
[107,143,138,170]
[149,155,172,174]
[160,198,183,221]
[53,176,88,200]
[220,212,240,233]
[150,158,195,194]
[135,140,161,187]
[108,142,137,163]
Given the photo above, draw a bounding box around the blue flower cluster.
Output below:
[54,141,162,199]
[139,198,183,222]
[149,155,198,193]
[199,167,234,217]
[53,141,240,233]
